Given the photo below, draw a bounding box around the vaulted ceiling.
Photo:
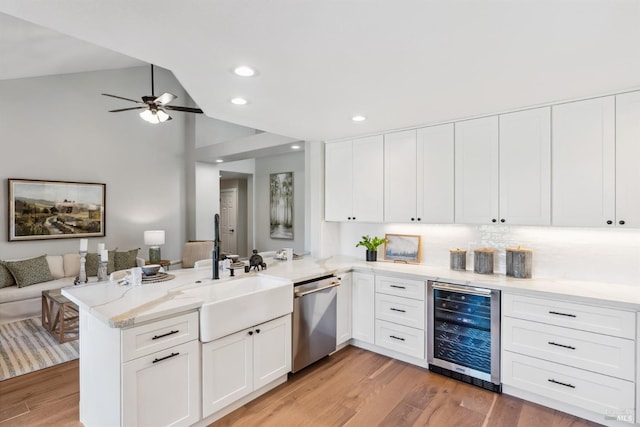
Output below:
[1,1,639,141]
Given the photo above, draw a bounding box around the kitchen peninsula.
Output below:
[63,256,640,427]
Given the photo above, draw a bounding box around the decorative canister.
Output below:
[449,249,467,270]
[506,246,533,278]
[473,248,494,275]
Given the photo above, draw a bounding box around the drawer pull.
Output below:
[548,311,576,318]
[390,308,406,313]
[548,378,575,389]
[389,285,406,289]
[152,330,179,340]
[152,352,180,364]
[548,341,576,350]
[390,335,405,341]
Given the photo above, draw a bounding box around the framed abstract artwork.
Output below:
[269,172,293,239]
[383,233,421,263]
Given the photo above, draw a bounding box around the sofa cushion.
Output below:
[5,255,53,288]
[0,261,16,289]
[63,253,80,278]
[0,277,75,304]
[85,251,116,276]
[114,249,139,271]
[46,255,65,280]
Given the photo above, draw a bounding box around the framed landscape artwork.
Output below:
[8,179,106,241]
[269,172,293,239]
[383,234,422,263]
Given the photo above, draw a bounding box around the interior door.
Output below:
[220,188,238,254]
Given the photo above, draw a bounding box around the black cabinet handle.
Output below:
[619,220,626,225]
[548,378,575,389]
[255,329,261,334]
[152,330,179,340]
[411,218,415,221]
[347,217,352,220]
[152,352,179,364]
[389,285,406,289]
[417,218,421,221]
[500,219,506,223]
[606,220,613,225]
[548,341,576,350]
[390,308,406,313]
[353,217,356,220]
[491,218,497,223]
[548,311,577,318]
[248,331,253,336]
[390,335,405,341]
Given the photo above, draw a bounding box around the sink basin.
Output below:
[184,275,293,342]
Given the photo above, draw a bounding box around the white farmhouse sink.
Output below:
[184,275,293,342]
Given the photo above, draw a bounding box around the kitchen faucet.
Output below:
[212,213,220,280]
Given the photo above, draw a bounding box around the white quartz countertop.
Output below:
[63,255,640,329]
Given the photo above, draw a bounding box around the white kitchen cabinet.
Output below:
[455,116,500,224]
[552,96,616,227]
[351,272,375,344]
[325,135,384,222]
[499,107,551,225]
[615,91,640,228]
[384,124,454,223]
[202,315,291,418]
[123,340,200,427]
[336,272,353,346]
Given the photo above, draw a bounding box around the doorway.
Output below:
[220,177,249,257]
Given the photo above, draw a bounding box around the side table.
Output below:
[41,289,79,343]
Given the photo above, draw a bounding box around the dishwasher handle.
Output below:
[431,281,492,297]
[294,281,340,298]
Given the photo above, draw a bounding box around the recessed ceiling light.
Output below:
[216,159,224,163]
[233,66,256,77]
[291,145,301,150]
[230,97,248,105]
[352,115,366,122]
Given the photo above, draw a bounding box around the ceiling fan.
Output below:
[102,64,203,124]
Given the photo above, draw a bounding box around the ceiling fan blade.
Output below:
[154,92,177,106]
[108,106,147,112]
[101,93,143,103]
[164,106,204,113]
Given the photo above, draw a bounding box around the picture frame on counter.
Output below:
[383,233,421,263]
[8,178,106,241]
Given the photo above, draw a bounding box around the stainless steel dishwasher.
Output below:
[292,274,340,373]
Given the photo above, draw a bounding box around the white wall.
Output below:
[255,151,305,253]
[195,115,257,148]
[0,67,188,261]
[194,162,219,240]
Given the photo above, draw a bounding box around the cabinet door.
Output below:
[418,123,454,223]
[201,329,253,417]
[352,135,384,222]
[384,130,418,222]
[253,315,292,390]
[552,97,615,226]
[325,141,353,221]
[352,272,375,344]
[336,273,353,346]
[455,116,499,224]
[122,340,200,427]
[499,107,551,225]
[615,91,640,227]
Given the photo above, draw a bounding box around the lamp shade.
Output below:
[144,230,165,246]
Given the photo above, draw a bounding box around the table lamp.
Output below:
[144,230,165,263]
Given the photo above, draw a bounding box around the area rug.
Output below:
[0,317,79,381]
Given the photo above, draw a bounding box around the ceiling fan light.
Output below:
[156,109,170,122]
[139,109,156,123]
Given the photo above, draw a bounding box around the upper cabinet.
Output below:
[455,116,500,224]
[325,135,384,222]
[384,125,454,223]
[552,97,616,227]
[615,91,640,227]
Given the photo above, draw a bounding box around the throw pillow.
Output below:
[0,261,16,288]
[85,251,116,276]
[5,255,52,288]
[114,249,139,271]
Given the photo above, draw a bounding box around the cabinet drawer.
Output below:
[502,351,634,417]
[503,317,635,381]
[122,312,199,362]
[375,293,425,330]
[502,293,635,339]
[375,275,425,300]
[375,319,425,359]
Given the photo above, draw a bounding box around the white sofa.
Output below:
[0,254,144,324]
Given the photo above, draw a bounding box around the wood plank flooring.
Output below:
[0,346,602,426]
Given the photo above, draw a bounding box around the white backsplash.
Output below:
[336,222,640,285]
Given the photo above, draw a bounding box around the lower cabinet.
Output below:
[336,273,353,346]
[122,340,200,427]
[351,272,375,344]
[202,315,292,418]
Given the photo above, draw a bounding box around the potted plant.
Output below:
[356,235,387,262]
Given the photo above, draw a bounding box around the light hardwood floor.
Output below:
[0,346,602,426]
